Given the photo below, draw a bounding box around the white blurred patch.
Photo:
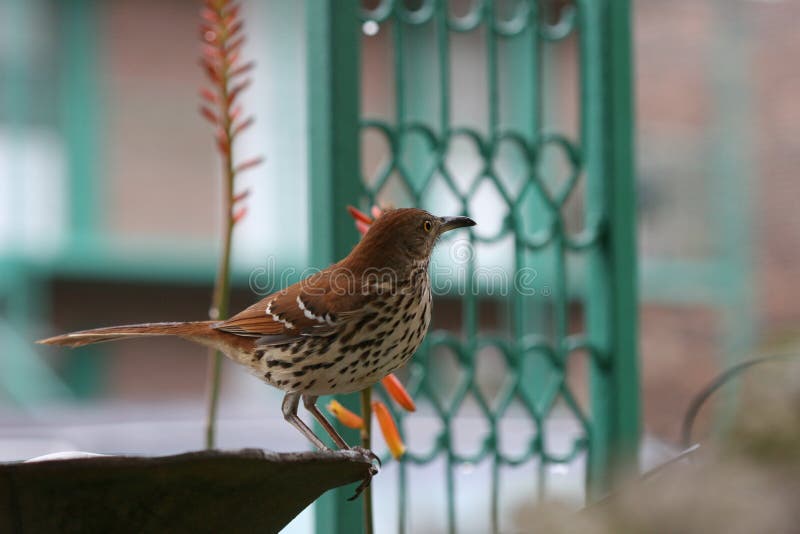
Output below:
[233,0,308,269]
[25,451,109,463]
[362,20,380,36]
[0,126,67,255]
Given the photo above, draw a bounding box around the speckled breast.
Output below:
[251,274,432,396]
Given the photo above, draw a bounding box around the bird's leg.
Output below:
[302,394,350,449]
[302,394,382,468]
[302,394,380,501]
[281,392,329,451]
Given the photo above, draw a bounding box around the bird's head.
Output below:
[349,208,476,271]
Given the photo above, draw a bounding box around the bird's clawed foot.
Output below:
[348,467,378,501]
[351,445,382,468]
[346,446,381,501]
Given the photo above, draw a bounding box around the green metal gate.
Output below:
[308,0,638,531]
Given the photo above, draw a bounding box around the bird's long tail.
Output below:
[37,321,215,348]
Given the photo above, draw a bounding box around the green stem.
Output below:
[360,387,374,534]
[204,158,234,449]
[204,49,237,450]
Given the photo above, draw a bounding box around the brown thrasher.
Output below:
[39,208,475,452]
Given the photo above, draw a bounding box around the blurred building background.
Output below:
[1,0,799,531]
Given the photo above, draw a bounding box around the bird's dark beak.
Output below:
[440,216,477,233]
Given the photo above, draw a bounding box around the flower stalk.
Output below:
[198,0,261,449]
[360,387,374,534]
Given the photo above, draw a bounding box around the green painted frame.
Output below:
[307,0,639,531]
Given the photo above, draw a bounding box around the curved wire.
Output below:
[681,352,799,449]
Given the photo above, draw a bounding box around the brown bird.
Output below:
[38,208,475,452]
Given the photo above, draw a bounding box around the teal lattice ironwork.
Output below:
[308,0,639,532]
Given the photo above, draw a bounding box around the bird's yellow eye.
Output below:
[423,220,433,232]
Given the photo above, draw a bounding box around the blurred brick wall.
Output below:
[751,2,800,332]
[104,0,219,240]
[636,0,800,440]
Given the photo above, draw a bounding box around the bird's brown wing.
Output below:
[215,269,376,345]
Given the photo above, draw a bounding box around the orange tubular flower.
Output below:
[348,205,387,237]
[347,205,374,226]
[382,374,416,412]
[347,206,374,237]
[326,400,364,430]
[373,401,406,459]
